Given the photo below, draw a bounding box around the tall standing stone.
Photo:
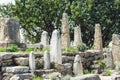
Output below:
[50,29,62,64]
[93,24,103,51]
[73,55,83,75]
[61,13,70,48]
[112,34,120,65]
[74,26,82,46]
[41,31,49,47]
[29,51,36,70]
[0,18,20,47]
[44,50,50,69]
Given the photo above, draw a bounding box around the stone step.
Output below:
[33,69,56,76]
[2,66,29,73]
[14,57,29,66]
[2,73,33,80]
[71,74,101,80]
[10,73,33,80]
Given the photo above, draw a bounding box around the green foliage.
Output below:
[83,70,91,74]
[25,48,34,52]
[0,0,119,47]
[6,44,19,52]
[105,70,112,76]
[96,60,106,70]
[83,69,94,74]
[0,48,6,52]
[33,77,43,80]
[62,75,71,80]
[40,47,50,53]
[77,43,88,52]
[62,46,78,53]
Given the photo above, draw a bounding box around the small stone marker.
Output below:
[29,51,35,71]
[74,26,82,46]
[44,50,50,69]
[73,55,83,75]
[41,31,49,47]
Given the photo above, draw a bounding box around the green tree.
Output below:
[0,0,120,47]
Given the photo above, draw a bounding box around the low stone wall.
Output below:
[0,50,103,80]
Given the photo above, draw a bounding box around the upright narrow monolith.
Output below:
[61,13,70,48]
[44,50,50,69]
[50,29,62,64]
[29,51,35,70]
[74,26,82,46]
[94,24,103,51]
[112,34,120,67]
[41,31,49,47]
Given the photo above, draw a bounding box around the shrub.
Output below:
[77,43,88,52]
[33,77,43,80]
[62,46,78,53]
[96,60,106,71]
[25,48,34,52]
[0,48,5,52]
[6,44,19,52]
[83,69,94,74]
[40,47,50,53]
[105,70,112,76]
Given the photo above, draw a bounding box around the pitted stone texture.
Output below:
[10,73,33,80]
[61,13,70,48]
[74,26,82,46]
[103,52,114,69]
[0,18,20,47]
[112,34,120,65]
[0,53,13,61]
[55,63,72,75]
[14,57,29,66]
[2,66,29,73]
[93,24,103,51]
[1,59,13,67]
[71,74,100,80]
[33,69,55,76]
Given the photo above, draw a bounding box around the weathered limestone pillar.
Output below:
[50,29,62,64]
[93,24,103,51]
[44,50,50,69]
[73,55,83,75]
[74,26,82,46]
[41,31,49,47]
[29,51,36,70]
[0,18,20,47]
[112,34,120,65]
[61,13,70,48]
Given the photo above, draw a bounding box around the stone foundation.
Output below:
[0,50,103,79]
